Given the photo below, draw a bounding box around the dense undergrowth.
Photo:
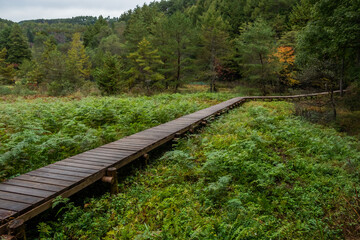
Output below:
[40,101,360,239]
[0,93,234,181]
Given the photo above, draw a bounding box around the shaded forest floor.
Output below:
[294,95,360,139]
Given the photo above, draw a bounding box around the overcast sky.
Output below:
[0,0,153,22]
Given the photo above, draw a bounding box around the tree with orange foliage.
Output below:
[274,46,299,89]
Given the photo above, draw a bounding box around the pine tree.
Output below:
[94,53,123,95]
[66,33,91,89]
[165,11,194,91]
[83,16,111,48]
[7,24,31,65]
[127,38,164,92]
[0,48,15,84]
[124,5,160,53]
[39,39,67,95]
[236,19,277,94]
[198,4,230,92]
[0,27,11,53]
[152,11,195,91]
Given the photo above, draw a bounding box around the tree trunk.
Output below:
[340,53,345,97]
[330,88,337,120]
[259,53,266,95]
[210,47,216,92]
[175,47,181,92]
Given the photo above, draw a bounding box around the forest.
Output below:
[1,0,360,239]
[0,0,359,97]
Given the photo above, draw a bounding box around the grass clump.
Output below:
[39,101,360,239]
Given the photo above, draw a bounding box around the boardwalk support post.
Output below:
[102,167,119,195]
[143,154,149,165]
[189,126,195,134]
[174,132,181,141]
[3,219,26,240]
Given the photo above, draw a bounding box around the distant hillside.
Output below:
[0,18,14,29]
[19,16,118,25]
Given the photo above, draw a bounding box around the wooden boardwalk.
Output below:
[0,91,342,236]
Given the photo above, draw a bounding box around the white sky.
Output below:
[0,0,154,22]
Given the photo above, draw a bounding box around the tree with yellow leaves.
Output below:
[66,33,91,90]
[126,38,164,93]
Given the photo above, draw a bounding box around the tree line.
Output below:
[0,0,359,96]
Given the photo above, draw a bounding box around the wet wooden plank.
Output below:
[73,152,128,161]
[0,209,16,223]
[45,164,97,175]
[88,148,135,155]
[0,184,53,198]
[73,153,128,162]
[123,135,164,141]
[37,167,93,178]
[0,191,43,205]
[134,130,171,135]
[62,158,109,167]
[101,143,150,149]
[101,144,145,151]
[15,175,75,187]
[54,161,104,171]
[144,127,180,132]
[27,171,83,182]
[68,156,117,165]
[80,150,132,158]
[3,179,62,192]
[101,144,150,150]
[122,137,158,143]
[100,145,143,152]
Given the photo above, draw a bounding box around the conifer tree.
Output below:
[0,48,15,84]
[198,4,230,92]
[127,38,164,92]
[152,11,195,91]
[94,53,123,95]
[124,5,160,53]
[236,19,277,94]
[7,24,31,65]
[83,16,111,48]
[39,39,67,95]
[66,33,91,89]
[0,27,11,54]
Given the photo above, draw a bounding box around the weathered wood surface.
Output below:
[0,91,342,234]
